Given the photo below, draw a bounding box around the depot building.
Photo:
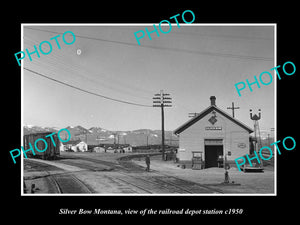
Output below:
[174,96,253,169]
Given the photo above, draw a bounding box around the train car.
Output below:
[23,132,60,160]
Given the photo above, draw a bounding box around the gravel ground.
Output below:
[23,152,275,195]
[133,158,275,194]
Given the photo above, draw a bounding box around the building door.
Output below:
[204,139,223,168]
[205,146,223,168]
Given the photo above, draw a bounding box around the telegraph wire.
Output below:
[24,27,273,62]
[116,26,274,41]
[24,67,153,107]
[26,54,152,101]
[23,37,155,99]
[170,30,273,41]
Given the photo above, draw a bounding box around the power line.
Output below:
[24,27,273,62]
[123,26,273,41]
[24,67,152,107]
[170,30,273,41]
[26,54,152,102]
[24,36,154,99]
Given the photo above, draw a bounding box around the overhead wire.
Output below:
[119,26,274,41]
[23,37,154,101]
[23,28,274,104]
[22,27,274,109]
[23,33,157,88]
[24,67,153,108]
[170,30,273,41]
[24,27,273,62]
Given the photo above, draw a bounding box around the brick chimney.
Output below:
[210,96,216,106]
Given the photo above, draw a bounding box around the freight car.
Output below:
[23,132,60,160]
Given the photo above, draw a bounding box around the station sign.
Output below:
[205,126,222,130]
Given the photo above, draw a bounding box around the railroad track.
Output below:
[57,156,224,194]
[117,160,146,173]
[24,159,64,172]
[115,174,190,194]
[114,171,223,194]
[24,159,95,194]
[54,159,113,172]
[102,174,152,194]
[151,174,224,194]
[25,156,224,194]
[115,159,223,193]
[46,174,94,194]
[57,155,118,171]
[56,155,145,173]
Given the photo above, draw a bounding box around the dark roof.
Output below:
[63,139,82,145]
[91,144,131,148]
[174,105,253,135]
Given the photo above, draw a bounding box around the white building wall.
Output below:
[76,142,88,152]
[177,111,250,163]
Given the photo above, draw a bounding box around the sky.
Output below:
[22,24,275,134]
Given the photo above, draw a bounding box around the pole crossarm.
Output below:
[153,90,172,160]
[227,102,240,118]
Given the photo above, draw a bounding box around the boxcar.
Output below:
[23,132,60,160]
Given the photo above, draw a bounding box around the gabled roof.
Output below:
[174,105,253,135]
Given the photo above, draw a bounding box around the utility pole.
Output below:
[113,132,117,145]
[146,135,149,147]
[153,90,172,161]
[227,102,240,118]
[270,127,274,151]
[123,135,127,145]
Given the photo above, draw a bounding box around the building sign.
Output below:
[204,139,223,146]
[237,143,246,148]
[205,126,222,130]
[208,110,217,125]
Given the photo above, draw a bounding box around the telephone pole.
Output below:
[153,90,172,161]
[227,102,240,118]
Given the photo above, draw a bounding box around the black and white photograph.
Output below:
[3,5,298,221]
[21,24,275,195]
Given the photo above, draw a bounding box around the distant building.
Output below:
[62,140,80,151]
[92,144,132,153]
[174,96,253,169]
[62,140,88,152]
[76,141,88,152]
[93,146,106,153]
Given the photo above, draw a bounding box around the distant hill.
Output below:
[23,125,59,134]
[23,125,179,147]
